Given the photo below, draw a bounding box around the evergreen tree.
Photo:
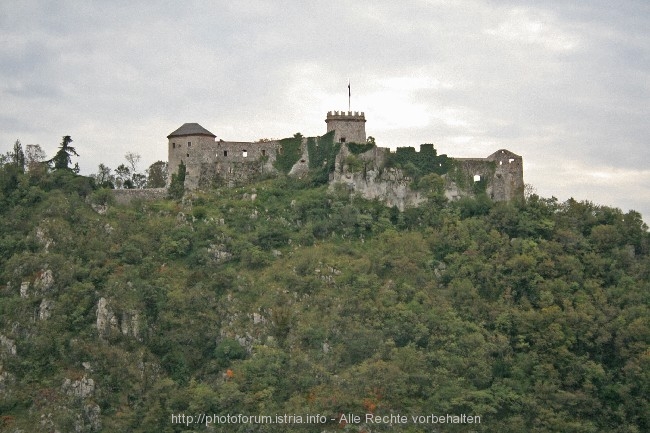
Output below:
[167,161,186,199]
[49,135,78,170]
[11,139,25,172]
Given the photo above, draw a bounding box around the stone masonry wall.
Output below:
[169,137,281,189]
[111,188,167,205]
[165,115,523,205]
[325,111,366,144]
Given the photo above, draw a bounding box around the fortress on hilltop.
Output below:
[166,111,524,209]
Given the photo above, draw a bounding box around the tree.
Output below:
[115,164,131,189]
[11,140,25,172]
[132,172,147,189]
[94,163,115,188]
[167,161,186,199]
[125,152,141,173]
[49,136,78,170]
[25,144,47,172]
[146,161,168,188]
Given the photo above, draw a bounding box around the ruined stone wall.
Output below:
[331,144,524,208]
[447,150,523,201]
[325,111,367,144]
[169,137,281,189]
[487,149,524,201]
[111,188,167,205]
[198,141,280,187]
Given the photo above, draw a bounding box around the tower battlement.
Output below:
[326,111,366,120]
[325,111,367,143]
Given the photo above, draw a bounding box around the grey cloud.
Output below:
[0,0,648,219]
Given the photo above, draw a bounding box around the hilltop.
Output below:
[0,163,649,432]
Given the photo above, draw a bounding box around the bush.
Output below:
[214,338,248,367]
[90,188,115,206]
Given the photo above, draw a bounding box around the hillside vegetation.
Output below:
[0,161,649,432]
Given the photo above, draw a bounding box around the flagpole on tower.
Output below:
[348,79,351,112]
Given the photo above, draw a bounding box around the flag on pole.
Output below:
[348,79,351,111]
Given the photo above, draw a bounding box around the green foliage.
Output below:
[344,154,364,173]
[306,131,339,185]
[0,169,648,432]
[273,133,303,174]
[214,338,247,367]
[167,161,186,199]
[146,160,168,188]
[11,139,25,172]
[347,140,376,155]
[385,143,451,183]
[49,135,78,171]
[90,188,115,206]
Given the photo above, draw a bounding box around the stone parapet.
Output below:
[326,111,366,121]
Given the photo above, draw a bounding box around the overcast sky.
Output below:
[1,1,648,219]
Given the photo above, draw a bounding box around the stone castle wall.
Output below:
[165,113,524,206]
[168,138,281,189]
[112,188,167,205]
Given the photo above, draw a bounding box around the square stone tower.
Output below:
[325,111,367,144]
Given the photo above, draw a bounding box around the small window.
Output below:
[473,174,481,182]
[278,146,283,155]
[509,158,515,163]
[172,143,176,149]
[243,150,248,158]
[340,137,346,143]
[224,150,228,157]
[188,141,191,147]
[187,153,190,157]
[261,149,266,156]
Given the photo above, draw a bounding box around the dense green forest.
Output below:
[0,144,649,432]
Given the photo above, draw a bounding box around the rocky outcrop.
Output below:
[0,334,17,356]
[120,310,140,339]
[20,281,30,298]
[208,244,233,264]
[39,299,54,321]
[96,297,118,337]
[36,226,55,252]
[34,269,54,291]
[330,145,427,211]
[20,268,55,298]
[62,375,95,399]
[96,297,140,340]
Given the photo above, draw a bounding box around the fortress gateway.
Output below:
[166,111,524,209]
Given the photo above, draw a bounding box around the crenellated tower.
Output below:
[325,111,366,144]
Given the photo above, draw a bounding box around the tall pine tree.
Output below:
[50,135,78,170]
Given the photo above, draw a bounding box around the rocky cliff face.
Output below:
[330,144,427,211]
